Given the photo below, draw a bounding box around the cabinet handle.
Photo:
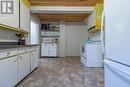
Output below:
[17,26,20,29]
[20,27,23,30]
[14,59,18,63]
[7,52,10,56]
[19,56,22,60]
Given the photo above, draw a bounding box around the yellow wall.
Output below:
[95,3,103,29]
[22,0,30,8]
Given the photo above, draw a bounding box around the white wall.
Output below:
[30,15,40,45]
[0,30,18,42]
[59,21,66,57]
[89,31,101,41]
[58,22,88,57]
[40,21,88,57]
[65,22,88,57]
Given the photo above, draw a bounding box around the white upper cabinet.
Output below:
[87,3,103,33]
[20,0,30,32]
[0,0,19,28]
[87,12,96,29]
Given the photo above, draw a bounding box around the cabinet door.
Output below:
[0,57,18,87]
[53,44,57,57]
[23,53,30,75]
[87,15,91,29]
[18,53,30,82]
[20,0,30,32]
[41,43,48,56]
[31,50,39,71]
[49,44,57,57]
[46,44,50,56]
[91,12,96,27]
[35,50,39,67]
[0,0,19,28]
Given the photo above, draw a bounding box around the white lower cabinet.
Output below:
[0,57,18,87]
[31,50,39,71]
[18,53,30,82]
[41,43,57,57]
[50,44,57,57]
[41,43,49,56]
[0,46,39,87]
[20,0,30,32]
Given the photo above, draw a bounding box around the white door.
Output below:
[104,0,130,65]
[0,57,18,87]
[18,53,30,82]
[20,0,30,32]
[104,59,130,87]
[65,25,87,57]
[0,0,19,28]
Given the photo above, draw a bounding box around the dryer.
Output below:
[80,41,102,67]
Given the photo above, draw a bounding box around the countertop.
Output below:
[0,44,40,50]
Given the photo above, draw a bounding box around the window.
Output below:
[30,18,40,44]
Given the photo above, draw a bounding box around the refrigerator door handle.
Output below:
[104,59,130,77]
[101,11,106,57]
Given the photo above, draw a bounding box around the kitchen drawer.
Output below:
[7,48,17,56]
[31,46,38,51]
[0,50,7,59]
[18,48,26,54]
[25,47,31,52]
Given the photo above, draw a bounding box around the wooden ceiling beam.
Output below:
[38,16,87,18]
[29,0,103,6]
[40,19,85,22]
[36,13,90,16]
[34,13,90,22]
[29,0,89,1]
[40,18,85,20]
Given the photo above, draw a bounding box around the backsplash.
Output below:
[89,31,101,41]
[0,29,18,42]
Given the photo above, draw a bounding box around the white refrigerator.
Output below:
[102,0,130,87]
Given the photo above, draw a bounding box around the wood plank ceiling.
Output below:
[35,13,90,22]
[29,0,103,22]
[29,0,103,6]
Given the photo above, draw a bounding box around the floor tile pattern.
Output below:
[17,57,104,87]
